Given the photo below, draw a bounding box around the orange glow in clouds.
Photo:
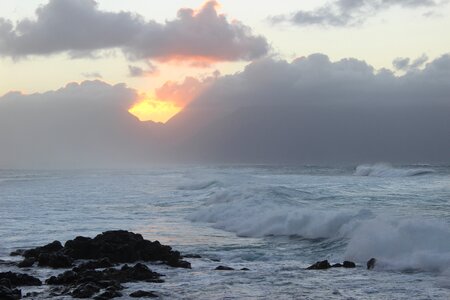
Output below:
[128,97,181,123]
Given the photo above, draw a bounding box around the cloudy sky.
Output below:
[0,0,449,167]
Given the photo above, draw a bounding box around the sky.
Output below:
[0,0,449,167]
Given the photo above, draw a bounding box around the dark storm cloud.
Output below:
[272,0,441,27]
[163,53,450,164]
[0,0,269,62]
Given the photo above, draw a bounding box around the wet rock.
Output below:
[367,258,376,270]
[22,241,63,258]
[129,290,159,298]
[0,284,21,300]
[0,272,42,286]
[62,231,190,268]
[94,289,122,299]
[73,258,113,272]
[24,291,40,298]
[47,263,162,286]
[331,263,342,268]
[71,282,100,298]
[38,252,73,268]
[343,261,356,268]
[17,258,35,268]
[240,268,250,271]
[183,254,202,259]
[306,260,331,270]
[215,265,234,271]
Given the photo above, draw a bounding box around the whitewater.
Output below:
[1,164,449,299]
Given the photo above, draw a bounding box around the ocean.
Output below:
[1,164,450,299]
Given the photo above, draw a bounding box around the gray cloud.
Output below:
[393,54,429,71]
[0,0,269,62]
[0,81,158,168]
[272,0,441,27]
[128,62,158,77]
[163,53,450,164]
[1,54,449,167]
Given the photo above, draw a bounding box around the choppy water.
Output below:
[1,164,450,299]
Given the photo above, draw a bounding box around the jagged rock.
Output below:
[367,258,376,270]
[94,289,122,299]
[18,258,35,268]
[183,254,202,258]
[0,285,21,300]
[331,263,342,268]
[129,290,159,298]
[73,258,113,272]
[38,253,73,268]
[13,231,191,270]
[71,282,100,298]
[306,260,331,270]
[343,261,356,268]
[215,265,234,271]
[47,263,162,286]
[0,272,42,286]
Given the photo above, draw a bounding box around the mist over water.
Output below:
[1,165,449,299]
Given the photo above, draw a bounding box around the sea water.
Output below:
[1,164,450,299]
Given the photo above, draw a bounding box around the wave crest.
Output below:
[354,163,433,177]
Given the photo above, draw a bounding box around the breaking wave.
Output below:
[354,163,434,177]
[189,188,450,273]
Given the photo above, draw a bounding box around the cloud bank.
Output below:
[0,81,158,168]
[0,0,269,63]
[164,53,450,164]
[272,0,441,27]
[1,54,449,167]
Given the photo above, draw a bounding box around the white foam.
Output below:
[354,163,434,177]
[344,218,450,272]
[189,188,450,273]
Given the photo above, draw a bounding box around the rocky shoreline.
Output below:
[0,230,376,299]
[1,230,190,299]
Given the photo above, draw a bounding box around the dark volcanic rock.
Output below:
[14,231,191,270]
[94,290,122,299]
[343,261,356,268]
[182,254,202,259]
[22,241,63,258]
[38,252,73,268]
[240,268,250,271]
[306,260,331,270]
[0,272,42,286]
[0,284,21,300]
[331,263,342,268]
[129,290,159,298]
[47,263,162,286]
[215,265,235,271]
[367,258,376,270]
[71,282,100,298]
[73,258,113,272]
[17,258,35,268]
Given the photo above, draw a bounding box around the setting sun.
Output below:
[128,98,181,123]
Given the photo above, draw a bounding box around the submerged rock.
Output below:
[215,265,235,271]
[331,263,342,268]
[129,290,158,298]
[306,260,331,270]
[367,258,376,270]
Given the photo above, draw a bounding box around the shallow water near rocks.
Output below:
[1,164,450,299]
